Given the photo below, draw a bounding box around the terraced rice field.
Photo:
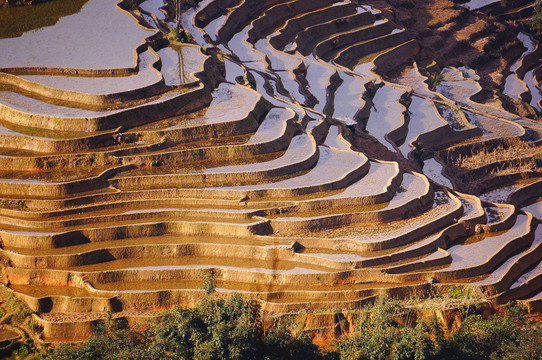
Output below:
[0,0,542,341]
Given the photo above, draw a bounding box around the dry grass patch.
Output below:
[449,139,542,171]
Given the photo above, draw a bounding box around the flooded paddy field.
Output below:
[0,0,542,342]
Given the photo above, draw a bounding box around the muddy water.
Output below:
[21,49,162,94]
[130,87,244,131]
[67,254,331,273]
[114,149,283,177]
[389,173,428,205]
[389,65,437,99]
[325,161,397,200]
[474,226,542,285]
[95,277,406,293]
[512,258,542,289]
[332,73,368,125]
[435,103,464,130]
[359,5,380,15]
[529,290,542,300]
[139,0,166,21]
[457,66,477,80]
[444,214,529,271]
[306,232,440,264]
[157,47,183,85]
[254,39,301,71]
[180,0,213,47]
[523,69,542,110]
[250,71,286,107]
[308,190,456,241]
[480,178,540,203]
[351,40,399,77]
[141,12,157,29]
[365,86,404,151]
[221,145,363,191]
[503,73,526,101]
[227,25,266,62]
[457,196,481,220]
[396,250,448,270]
[370,232,442,260]
[423,157,453,188]
[158,45,205,86]
[303,60,335,113]
[399,96,446,155]
[352,62,375,78]
[511,32,537,72]
[0,0,154,70]
[163,83,259,130]
[435,67,517,121]
[324,125,350,150]
[464,110,523,140]
[300,174,437,241]
[461,0,500,10]
[436,68,478,103]
[203,133,313,173]
[523,199,542,220]
[305,252,365,261]
[279,178,394,219]
[224,58,245,84]
[0,88,115,117]
[10,284,98,298]
[246,107,290,145]
[275,70,306,105]
[503,32,537,100]
[204,14,227,42]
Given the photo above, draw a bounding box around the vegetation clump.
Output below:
[0,287,43,359]
[50,293,319,360]
[48,295,542,360]
[432,73,443,87]
[449,139,542,171]
[335,298,542,360]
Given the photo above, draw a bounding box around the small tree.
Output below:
[202,269,216,295]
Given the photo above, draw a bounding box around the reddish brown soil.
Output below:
[364,0,525,89]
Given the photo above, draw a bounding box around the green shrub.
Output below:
[432,74,444,87]
[50,293,321,360]
[335,298,434,360]
[441,303,542,360]
[48,297,542,360]
[334,300,542,360]
[168,27,180,41]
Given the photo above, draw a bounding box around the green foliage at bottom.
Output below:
[335,299,542,360]
[49,294,319,360]
[0,338,44,360]
[441,305,542,360]
[48,296,542,360]
[335,299,434,360]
